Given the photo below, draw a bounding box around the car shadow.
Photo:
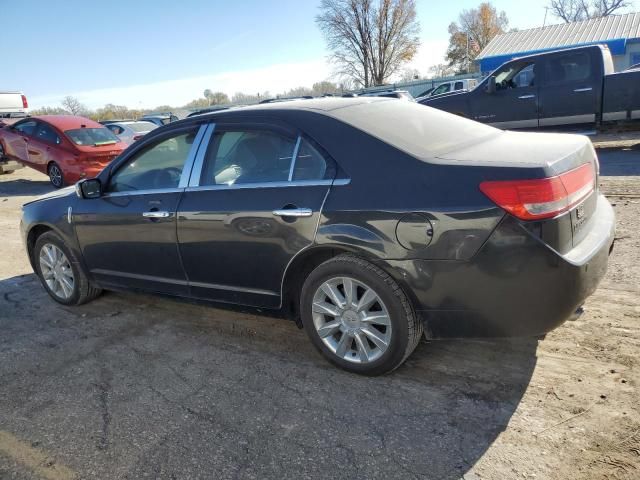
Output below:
[0,177,55,197]
[0,274,537,479]
[598,144,640,176]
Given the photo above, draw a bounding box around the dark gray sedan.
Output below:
[20,98,615,375]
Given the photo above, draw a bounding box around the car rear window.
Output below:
[331,99,498,158]
[127,122,157,133]
[65,128,119,146]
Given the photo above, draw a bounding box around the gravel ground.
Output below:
[0,150,638,479]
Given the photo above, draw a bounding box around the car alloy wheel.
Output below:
[312,276,392,364]
[48,163,63,187]
[39,243,75,300]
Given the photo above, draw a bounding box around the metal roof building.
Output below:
[477,12,640,73]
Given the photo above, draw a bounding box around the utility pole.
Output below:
[543,6,549,26]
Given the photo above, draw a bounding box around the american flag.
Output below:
[469,37,480,53]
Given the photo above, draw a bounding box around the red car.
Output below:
[0,115,127,187]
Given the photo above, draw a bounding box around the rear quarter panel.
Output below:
[603,69,640,121]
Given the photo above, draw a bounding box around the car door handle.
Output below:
[518,94,536,99]
[142,210,170,218]
[574,87,593,92]
[272,208,313,217]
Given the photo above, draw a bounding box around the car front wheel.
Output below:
[300,254,422,375]
[34,231,102,305]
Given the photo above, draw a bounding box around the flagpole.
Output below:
[466,33,470,74]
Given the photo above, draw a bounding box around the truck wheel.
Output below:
[300,254,422,375]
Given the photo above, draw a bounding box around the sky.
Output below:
[1,0,637,109]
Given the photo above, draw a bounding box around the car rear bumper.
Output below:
[0,159,24,173]
[385,194,615,338]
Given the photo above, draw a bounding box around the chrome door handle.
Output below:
[142,210,170,218]
[574,87,593,92]
[518,94,536,99]
[272,208,313,218]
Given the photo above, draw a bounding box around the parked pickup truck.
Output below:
[420,45,640,129]
[0,91,29,118]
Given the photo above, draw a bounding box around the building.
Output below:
[476,12,640,73]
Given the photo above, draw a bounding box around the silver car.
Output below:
[105,121,157,145]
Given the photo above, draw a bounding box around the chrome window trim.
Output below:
[178,124,209,188]
[184,178,350,192]
[287,135,302,181]
[187,123,216,187]
[102,187,184,198]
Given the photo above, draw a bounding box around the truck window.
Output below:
[494,62,535,90]
[545,52,591,85]
[432,84,451,96]
[454,81,464,90]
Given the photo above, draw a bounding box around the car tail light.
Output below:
[479,163,595,220]
[21,95,28,108]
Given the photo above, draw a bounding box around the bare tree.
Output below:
[316,0,420,87]
[203,89,213,106]
[61,96,87,116]
[399,68,421,82]
[549,0,630,22]
[428,63,456,79]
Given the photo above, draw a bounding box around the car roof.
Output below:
[31,115,104,130]
[199,97,390,115]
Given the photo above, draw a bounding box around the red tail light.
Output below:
[21,95,28,108]
[479,163,595,220]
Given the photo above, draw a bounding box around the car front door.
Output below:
[73,125,205,295]
[538,50,599,127]
[177,122,336,308]
[6,119,37,164]
[472,61,538,129]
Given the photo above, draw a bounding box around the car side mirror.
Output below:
[486,77,496,94]
[75,178,102,199]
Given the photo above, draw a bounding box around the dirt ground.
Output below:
[0,157,638,480]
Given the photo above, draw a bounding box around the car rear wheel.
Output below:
[34,231,102,305]
[300,254,422,375]
[48,162,64,188]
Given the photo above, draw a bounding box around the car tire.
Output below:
[33,231,102,306]
[48,162,64,188]
[300,254,422,375]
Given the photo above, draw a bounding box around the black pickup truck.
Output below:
[420,45,640,129]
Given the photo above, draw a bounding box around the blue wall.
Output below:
[478,38,630,73]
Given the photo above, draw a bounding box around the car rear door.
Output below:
[538,50,599,126]
[73,125,206,295]
[177,121,336,308]
[28,121,62,171]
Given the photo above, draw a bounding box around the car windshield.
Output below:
[65,128,119,146]
[127,122,157,133]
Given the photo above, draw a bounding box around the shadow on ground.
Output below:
[0,177,54,198]
[0,274,538,479]
[598,144,640,176]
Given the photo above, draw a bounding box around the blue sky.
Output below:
[2,0,637,108]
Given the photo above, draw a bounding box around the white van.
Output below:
[0,91,29,118]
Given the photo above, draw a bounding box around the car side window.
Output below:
[545,52,591,85]
[432,84,450,95]
[35,123,61,145]
[13,120,37,136]
[454,81,464,90]
[107,125,123,135]
[200,129,331,186]
[108,129,197,193]
[494,62,535,90]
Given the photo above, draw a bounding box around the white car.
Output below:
[415,79,477,101]
[105,121,157,145]
[0,91,28,118]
